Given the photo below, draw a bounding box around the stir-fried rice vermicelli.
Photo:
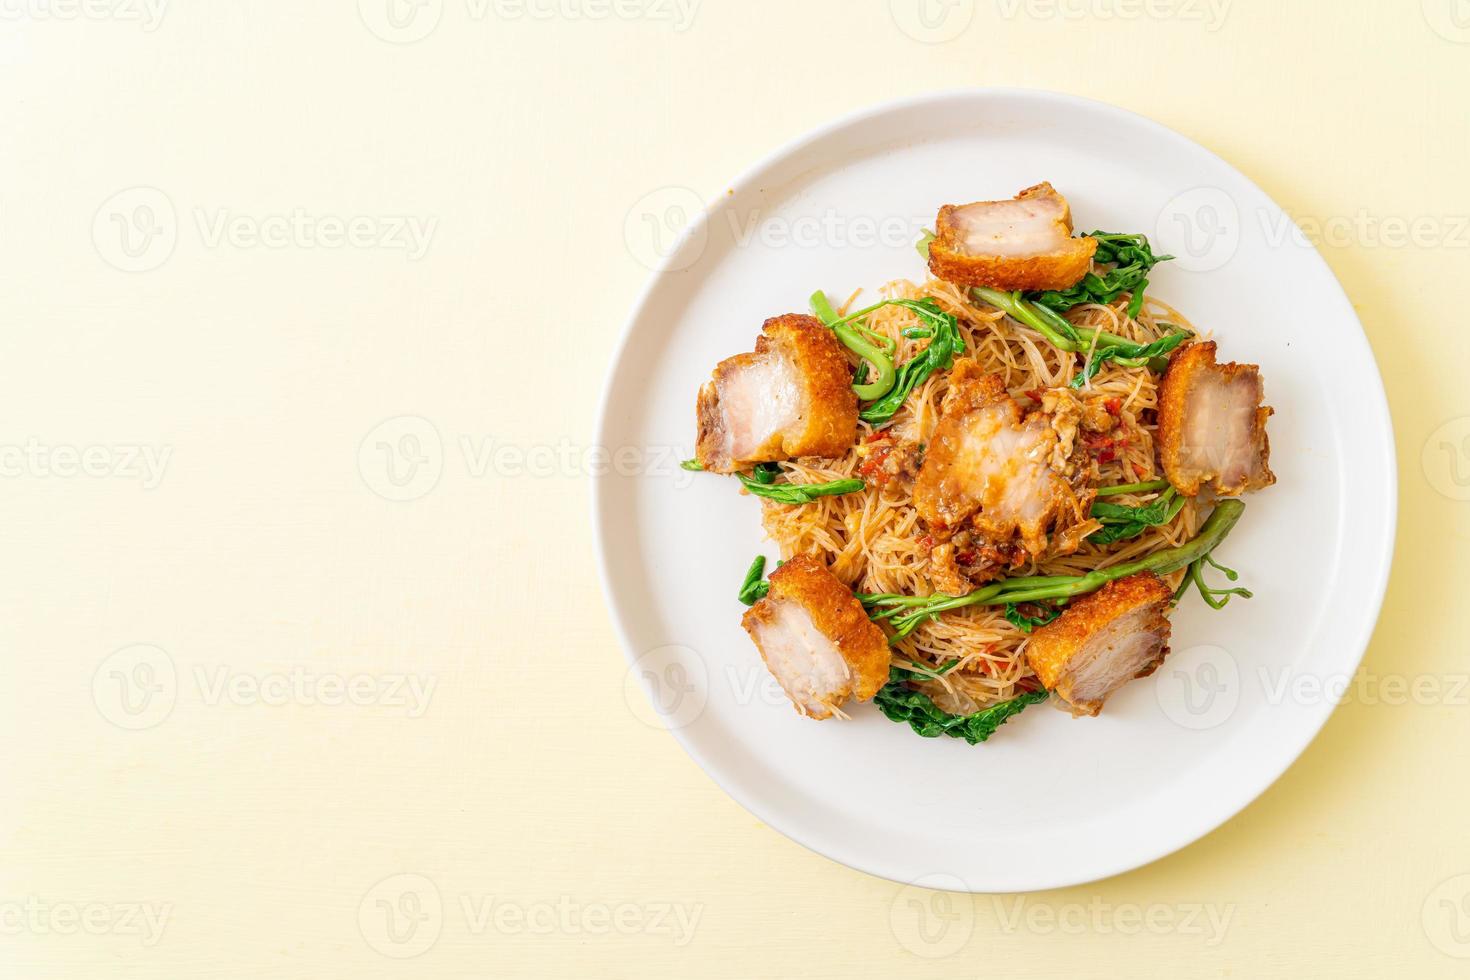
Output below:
[759,276,1206,715]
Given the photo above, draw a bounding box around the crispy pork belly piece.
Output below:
[927,182,1098,292]
[913,360,1093,565]
[695,314,858,474]
[741,555,889,720]
[1024,572,1173,718]
[1157,341,1275,497]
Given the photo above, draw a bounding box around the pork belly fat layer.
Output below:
[740,555,889,720]
[927,182,1098,292]
[695,314,857,473]
[912,361,1088,562]
[1024,572,1173,718]
[1157,341,1275,497]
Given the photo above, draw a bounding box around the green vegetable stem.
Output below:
[737,555,771,606]
[811,292,966,424]
[915,230,1183,376]
[737,462,865,505]
[810,290,897,402]
[861,499,1246,638]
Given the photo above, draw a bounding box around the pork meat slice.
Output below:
[1157,341,1275,496]
[695,314,858,473]
[1024,572,1173,717]
[927,182,1098,292]
[741,555,889,720]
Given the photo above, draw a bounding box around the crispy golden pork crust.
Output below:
[927,182,1098,292]
[912,360,1093,567]
[741,555,889,717]
[1024,572,1173,718]
[1157,341,1276,497]
[913,362,1010,529]
[937,356,1010,416]
[695,314,858,473]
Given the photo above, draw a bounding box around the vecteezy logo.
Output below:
[889,873,973,958]
[358,0,443,43]
[1155,187,1241,273]
[358,873,443,958]
[92,187,177,272]
[357,416,444,501]
[623,186,707,272]
[623,644,708,731]
[1423,417,1470,501]
[888,0,974,43]
[1422,0,1470,43]
[1423,873,1470,958]
[93,644,178,730]
[1155,644,1240,730]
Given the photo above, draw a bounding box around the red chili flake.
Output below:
[858,445,895,485]
[1104,397,1123,416]
[956,550,978,565]
[1084,429,1132,465]
[865,430,891,443]
[1026,387,1047,404]
[916,534,935,550]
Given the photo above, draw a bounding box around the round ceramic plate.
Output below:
[594,89,1396,892]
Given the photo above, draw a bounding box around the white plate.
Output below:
[594,89,1396,892]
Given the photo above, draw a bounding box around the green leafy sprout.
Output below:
[1088,484,1186,545]
[737,554,772,606]
[810,291,965,424]
[873,667,1049,745]
[1031,232,1174,318]
[1003,602,1063,634]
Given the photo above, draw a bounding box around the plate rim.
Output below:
[592,87,1398,892]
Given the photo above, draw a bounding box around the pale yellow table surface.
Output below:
[1,1,1466,976]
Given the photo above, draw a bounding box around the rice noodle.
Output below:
[759,277,1203,713]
